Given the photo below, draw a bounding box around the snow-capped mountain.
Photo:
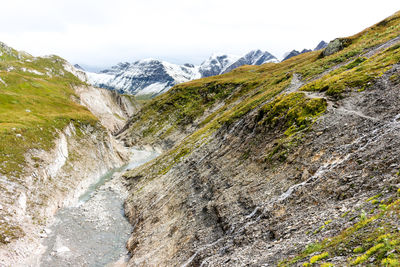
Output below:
[86,59,201,95]
[223,50,278,74]
[86,50,278,96]
[198,54,240,77]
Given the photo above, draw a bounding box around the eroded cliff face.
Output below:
[0,122,128,266]
[0,58,138,265]
[73,85,139,134]
[119,13,400,265]
[122,63,400,267]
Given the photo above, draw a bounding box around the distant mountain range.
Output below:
[282,41,328,61]
[85,41,327,97]
[85,50,278,96]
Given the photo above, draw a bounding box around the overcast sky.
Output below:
[0,1,399,69]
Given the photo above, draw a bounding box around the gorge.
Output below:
[0,10,400,267]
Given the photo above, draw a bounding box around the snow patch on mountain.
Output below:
[85,50,279,96]
[86,59,200,95]
[199,53,240,77]
[86,72,114,87]
[223,50,278,74]
[137,82,171,96]
[162,60,201,83]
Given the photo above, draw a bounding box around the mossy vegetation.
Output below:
[0,45,97,177]
[310,252,329,264]
[257,92,327,136]
[279,192,400,266]
[250,92,327,163]
[301,44,400,98]
[344,57,367,70]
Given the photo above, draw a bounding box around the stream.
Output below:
[40,149,159,267]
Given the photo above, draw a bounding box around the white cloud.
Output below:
[0,0,398,67]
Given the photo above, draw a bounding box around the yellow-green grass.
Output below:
[128,11,400,143]
[279,193,400,266]
[302,43,400,97]
[0,52,97,178]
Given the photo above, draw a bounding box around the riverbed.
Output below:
[40,149,159,267]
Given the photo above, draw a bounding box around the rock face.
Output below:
[323,38,350,57]
[86,50,278,97]
[0,41,24,60]
[73,64,85,70]
[65,63,140,133]
[282,48,313,61]
[73,85,139,133]
[124,62,400,267]
[119,12,400,266]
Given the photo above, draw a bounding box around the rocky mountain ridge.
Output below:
[86,50,279,97]
[282,40,328,61]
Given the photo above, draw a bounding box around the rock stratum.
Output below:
[118,11,400,266]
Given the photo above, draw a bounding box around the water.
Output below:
[40,149,159,267]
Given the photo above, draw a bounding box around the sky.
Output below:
[0,0,399,70]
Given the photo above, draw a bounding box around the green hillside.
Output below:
[0,44,97,178]
[123,11,400,179]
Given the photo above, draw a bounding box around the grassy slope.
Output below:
[125,11,400,176]
[124,11,400,266]
[0,44,97,179]
[131,10,399,141]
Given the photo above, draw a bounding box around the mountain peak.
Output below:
[301,48,312,54]
[73,64,85,71]
[314,40,328,51]
[199,53,240,77]
[87,49,278,96]
[136,58,162,64]
[222,50,278,74]
[282,49,301,61]
[282,40,328,61]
